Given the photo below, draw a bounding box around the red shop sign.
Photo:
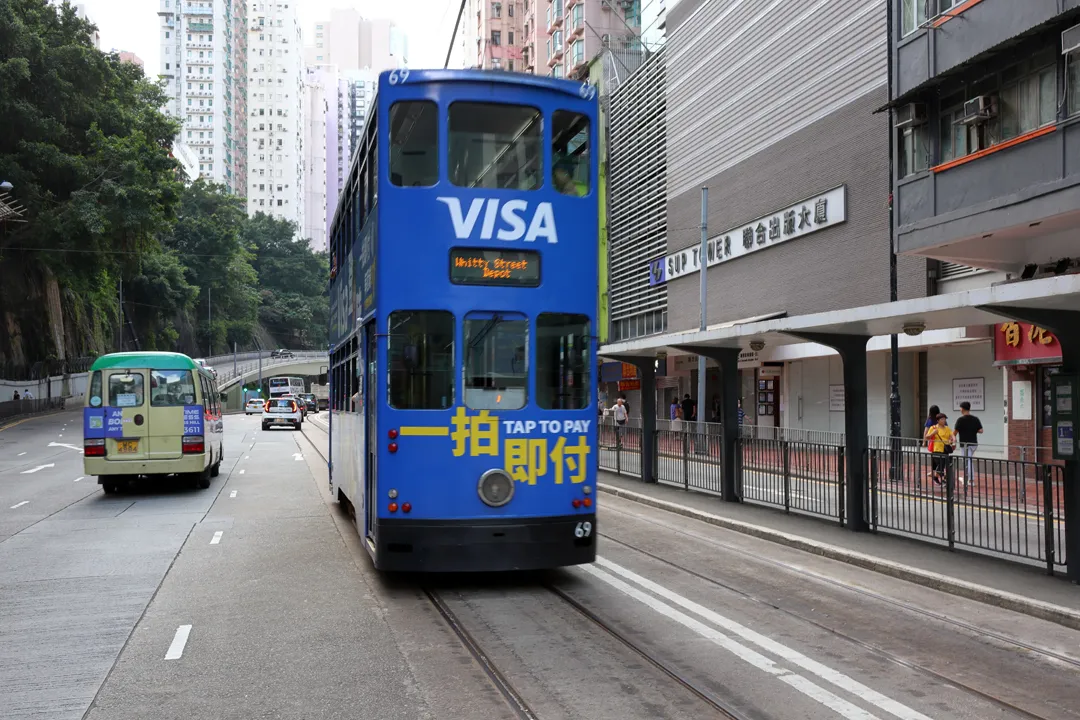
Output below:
[992,322,1061,366]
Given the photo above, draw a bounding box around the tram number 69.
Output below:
[388,69,410,85]
[574,521,593,538]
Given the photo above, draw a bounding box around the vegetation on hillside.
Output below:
[0,1,327,377]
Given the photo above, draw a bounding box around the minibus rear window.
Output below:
[108,374,144,407]
[151,370,197,407]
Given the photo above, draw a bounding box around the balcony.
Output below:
[896,115,1080,273]
[183,5,213,15]
[895,0,1075,98]
[186,40,213,49]
[547,46,563,67]
[188,21,213,32]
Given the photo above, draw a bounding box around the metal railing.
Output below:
[596,419,1068,573]
[215,350,328,388]
[0,397,66,423]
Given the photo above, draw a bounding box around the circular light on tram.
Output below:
[388,429,399,440]
[572,499,582,509]
[389,502,399,513]
[582,485,592,495]
[388,442,398,453]
[583,498,593,508]
[477,469,514,508]
[402,502,412,513]
[388,489,398,499]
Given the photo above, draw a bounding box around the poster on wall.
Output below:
[952,377,985,411]
[1012,380,1033,421]
[829,385,845,412]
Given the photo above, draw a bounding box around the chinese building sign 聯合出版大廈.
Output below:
[993,322,1060,366]
[647,186,847,286]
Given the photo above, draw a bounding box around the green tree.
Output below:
[162,181,259,355]
[0,0,182,365]
[243,212,329,349]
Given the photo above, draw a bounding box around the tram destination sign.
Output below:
[450,247,541,287]
[648,185,847,286]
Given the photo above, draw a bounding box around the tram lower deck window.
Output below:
[536,313,591,410]
[388,311,455,409]
[464,312,528,410]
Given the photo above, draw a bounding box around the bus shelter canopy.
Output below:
[598,274,1080,359]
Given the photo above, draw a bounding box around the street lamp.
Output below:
[0,181,13,191]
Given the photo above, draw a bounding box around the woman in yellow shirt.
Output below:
[924,413,955,485]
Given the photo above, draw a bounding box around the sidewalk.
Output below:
[597,470,1080,629]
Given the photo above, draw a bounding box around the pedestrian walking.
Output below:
[610,397,628,445]
[22,388,33,400]
[12,390,20,401]
[924,413,955,486]
[953,401,983,485]
[680,393,696,424]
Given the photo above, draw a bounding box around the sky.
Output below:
[77,0,460,74]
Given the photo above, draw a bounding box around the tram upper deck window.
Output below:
[389,101,438,187]
[448,102,542,190]
[464,312,528,410]
[551,110,590,197]
[387,311,455,409]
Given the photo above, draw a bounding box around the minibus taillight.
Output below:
[84,438,106,457]
[182,435,205,454]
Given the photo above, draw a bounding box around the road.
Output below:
[1,410,1077,719]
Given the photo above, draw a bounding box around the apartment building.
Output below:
[303,65,333,253]
[158,0,247,195]
[890,0,1080,459]
[246,1,304,232]
[304,10,407,71]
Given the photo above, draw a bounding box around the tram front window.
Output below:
[464,312,528,410]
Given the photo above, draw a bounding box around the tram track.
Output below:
[599,512,1071,720]
[601,503,1080,673]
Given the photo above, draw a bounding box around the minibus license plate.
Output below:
[117,440,139,454]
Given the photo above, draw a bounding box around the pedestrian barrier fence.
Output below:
[0,397,66,423]
[598,418,1067,574]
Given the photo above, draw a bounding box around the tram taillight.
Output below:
[388,429,398,439]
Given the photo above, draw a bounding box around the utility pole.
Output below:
[118,278,124,352]
[697,187,708,450]
[887,0,903,481]
[207,287,212,358]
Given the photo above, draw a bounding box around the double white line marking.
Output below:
[584,557,931,720]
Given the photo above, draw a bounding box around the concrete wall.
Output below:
[665,88,927,332]
[926,341,1005,452]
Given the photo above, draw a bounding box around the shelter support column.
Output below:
[675,346,741,502]
[787,332,871,532]
[980,306,1080,582]
[623,356,657,483]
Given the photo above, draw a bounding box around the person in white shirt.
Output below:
[22,389,33,400]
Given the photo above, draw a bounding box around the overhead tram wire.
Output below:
[445,0,468,69]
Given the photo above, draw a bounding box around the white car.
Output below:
[262,397,302,431]
[244,398,264,415]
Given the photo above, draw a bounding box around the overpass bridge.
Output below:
[204,350,329,410]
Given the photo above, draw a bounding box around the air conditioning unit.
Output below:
[894,102,926,129]
[1063,23,1080,54]
[960,95,995,124]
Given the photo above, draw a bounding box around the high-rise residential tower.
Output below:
[246,1,305,232]
[158,0,248,194]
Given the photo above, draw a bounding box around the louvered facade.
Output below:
[608,47,668,343]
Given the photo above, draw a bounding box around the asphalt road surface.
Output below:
[2,410,1078,719]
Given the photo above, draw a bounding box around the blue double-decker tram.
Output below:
[327,69,599,572]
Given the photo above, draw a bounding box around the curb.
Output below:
[598,482,1080,632]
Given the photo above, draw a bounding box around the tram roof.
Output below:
[378,69,596,100]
